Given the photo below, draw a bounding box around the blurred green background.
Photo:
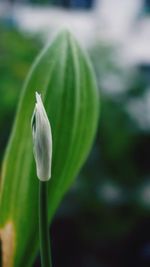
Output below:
[0,0,150,267]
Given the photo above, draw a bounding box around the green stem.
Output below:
[39,181,52,267]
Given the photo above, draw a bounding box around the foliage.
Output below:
[0,30,99,267]
[0,24,149,267]
[50,44,150,267]
[0,24,41,162]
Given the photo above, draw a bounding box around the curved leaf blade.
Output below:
[0,31,100,267]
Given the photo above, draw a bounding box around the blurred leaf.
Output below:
[0,25,41,162]
[0,30,99,267]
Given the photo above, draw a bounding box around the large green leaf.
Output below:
[0,31,99,267]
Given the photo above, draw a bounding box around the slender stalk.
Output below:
[39,181,52,267]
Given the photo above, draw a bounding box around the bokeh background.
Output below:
[0,0,150,266]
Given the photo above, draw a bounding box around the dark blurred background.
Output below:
[0,0,150,266]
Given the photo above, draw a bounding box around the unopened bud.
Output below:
[31,92,52,181]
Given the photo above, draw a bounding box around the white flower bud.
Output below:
[31,92,52,181]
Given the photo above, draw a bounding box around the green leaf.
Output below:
[0,31,100,267]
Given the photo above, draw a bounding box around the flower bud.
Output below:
[31,92,52,181]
